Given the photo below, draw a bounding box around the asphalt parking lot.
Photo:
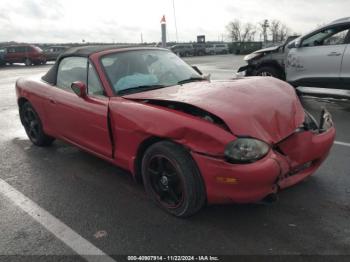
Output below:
[0,55,349,261]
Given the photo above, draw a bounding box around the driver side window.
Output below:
[302,26,349,47]
[57,57,87,90]
[323,29,349,45]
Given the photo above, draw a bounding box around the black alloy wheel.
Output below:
[142,141,206,217]
[20,102,55,146]
[147,155,184,208]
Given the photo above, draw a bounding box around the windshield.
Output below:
[101,49,202,95]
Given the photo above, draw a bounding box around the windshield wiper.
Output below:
[177,77,206,85]
[118,84,166,95]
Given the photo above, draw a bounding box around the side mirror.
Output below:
[71,81,87,98]
[294,39,301,48]
[192,65,203,75]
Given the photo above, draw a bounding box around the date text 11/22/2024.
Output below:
[127,255,220,261]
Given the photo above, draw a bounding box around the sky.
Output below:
[0,0,349,43]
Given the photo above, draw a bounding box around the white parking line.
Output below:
[335,141,350,147]
[0,179,116,262]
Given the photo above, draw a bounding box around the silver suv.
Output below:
[286,17,350,88]
[238,17,350,89]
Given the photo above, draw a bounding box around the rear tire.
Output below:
[255,66,283,79]
[19,102,55,146]
[141,141,206,217]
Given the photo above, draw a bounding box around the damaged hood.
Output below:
[253,45,280,54]
[123,77,305,144]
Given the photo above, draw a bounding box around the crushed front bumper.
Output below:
[191,127,335,204]
[237,65,254,76]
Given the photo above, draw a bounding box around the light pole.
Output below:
[172,0,179,42]
[161,15,167,48]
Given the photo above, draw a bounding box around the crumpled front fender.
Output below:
[108,97,235,173]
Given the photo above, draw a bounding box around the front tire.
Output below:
[255,66,283,79]
[142,141,206,217]
[20,102,55,146]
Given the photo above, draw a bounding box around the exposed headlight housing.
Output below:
[244,52,263,61]
[304,110,319,131]
[224,138,270,164]
[303,108,333,133]
[319,108,333,132]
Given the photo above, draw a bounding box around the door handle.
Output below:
[327,52,341,56]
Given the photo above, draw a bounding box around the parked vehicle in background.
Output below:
[3,45,46,66]
[286,17,350,89]
[238,17,350,89]
[237,36,299,80]
[214,43,229,54]
[0,48,5,66]
[193,43,206,56]
[205,43,229,55]
[43,46,68,61]
[230,41,263,55]
[205,44,215,54]
[170,44,194,57]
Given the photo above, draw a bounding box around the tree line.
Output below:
[226,19,295,43]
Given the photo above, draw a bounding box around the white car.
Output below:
[205,43,229,55]
[286,17,350,88]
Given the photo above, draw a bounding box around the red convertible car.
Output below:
[16,46,335,217]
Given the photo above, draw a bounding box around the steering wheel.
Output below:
[159,70,177,83]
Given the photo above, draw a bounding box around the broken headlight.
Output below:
[224,138,270,164]
[303,109,333,133]
[319,108,333,132]
[304,110,319,131]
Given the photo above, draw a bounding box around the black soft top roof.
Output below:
[42,45,159,84]
[59,45,131,58]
